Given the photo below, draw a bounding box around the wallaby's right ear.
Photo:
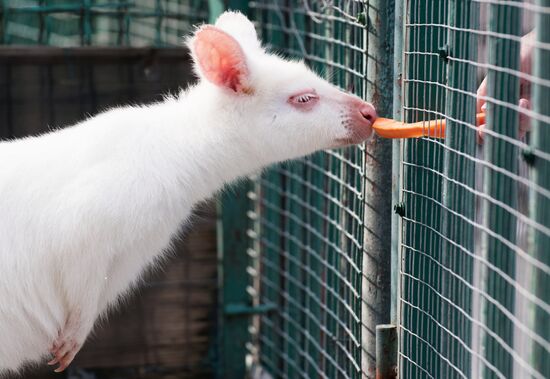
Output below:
[214,11,261,51]
[189,26,251,94]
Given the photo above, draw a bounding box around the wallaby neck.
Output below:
[157,84,266,203]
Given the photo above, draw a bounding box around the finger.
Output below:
[477,123,486,145]
[477,77,488,113]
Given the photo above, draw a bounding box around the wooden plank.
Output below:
[0,47,191,64]
[0,48,195,139]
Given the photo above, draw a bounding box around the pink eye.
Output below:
[289,90,319,109]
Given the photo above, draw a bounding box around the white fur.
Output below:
[0,11,373,373]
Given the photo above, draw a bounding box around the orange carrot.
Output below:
[372,113,485,139]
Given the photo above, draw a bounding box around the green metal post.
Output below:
[391,0,404,328]
[390,1,405,377]
[1,1,6,44]
[217,181,254,379]
[362,0,394,377]
[208,0,224,24]
[82,0,92,46]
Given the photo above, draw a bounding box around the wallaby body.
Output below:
[0,11,376,374]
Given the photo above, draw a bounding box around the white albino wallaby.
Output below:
[0,11,376,374]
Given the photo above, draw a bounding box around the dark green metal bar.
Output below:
[154,0,162,47]
[1,1,6,44]
[224,303,276,316]
[82,0,92,46]
[375,324,398,379]
[208,0,224,24]
[217,181,254,379]
[38,0,45,44]
[0,2,133,14]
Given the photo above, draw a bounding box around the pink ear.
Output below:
[193,26,250,93]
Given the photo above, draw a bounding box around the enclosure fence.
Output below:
[242,0,394,378]
[227,1,550,379]
[400,1,549,378]
[0,0,208,46]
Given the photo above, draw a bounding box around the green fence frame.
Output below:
[0,0,208,46]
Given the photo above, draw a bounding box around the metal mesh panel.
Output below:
[244,1,549,378]
[246,1,392,378]
[400,1,549,378]
[0,0,208,46]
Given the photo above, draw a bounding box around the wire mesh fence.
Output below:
[0,0,208,46]
[244,1,394,378]
[238,0,550,379]
[400,0,549,378]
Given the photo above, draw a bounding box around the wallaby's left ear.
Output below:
[189,26,251,94]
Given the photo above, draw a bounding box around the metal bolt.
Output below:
[438,44,450,62]
[394,202,405,217]
[522,147,536,165]
[356,11,367,26]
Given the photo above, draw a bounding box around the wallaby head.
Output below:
[187,11,377,163]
